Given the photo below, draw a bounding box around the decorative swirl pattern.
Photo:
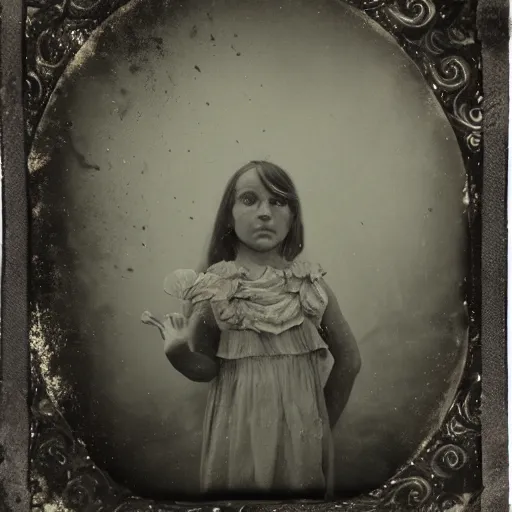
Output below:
[379,477,433,507]
[425,54,482,151]
[26,0,482,510]
[431,444,468,478]
[445,415,473,438]
[26,71,44,102]
[62,467,126,511]
[68,0,106,17]
[424,29,448,55]
[455,92,482,131]
[384,0,436,29]
[429,56,471,92]
[62,475,98,510]
[443,372,481,439]
[462,373,481,426]
[38,435,70,467]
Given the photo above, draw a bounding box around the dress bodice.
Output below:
[164,260,329,335]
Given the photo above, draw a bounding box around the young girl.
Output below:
[142,161,361,499]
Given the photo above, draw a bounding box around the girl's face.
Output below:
[232,168,293,255]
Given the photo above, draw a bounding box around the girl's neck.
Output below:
[235,244,288,270]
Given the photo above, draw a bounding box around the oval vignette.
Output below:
[29,0,468,500]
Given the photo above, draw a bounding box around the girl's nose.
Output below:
[257,201,272,219]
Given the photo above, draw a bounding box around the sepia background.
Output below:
[29,0,468,499]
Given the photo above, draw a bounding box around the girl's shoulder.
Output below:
[285,260,326,281]
[163,261,240,302]
[285,260,330,321]
[163,268,199,298]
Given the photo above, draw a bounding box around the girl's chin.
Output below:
[246,240,281,253]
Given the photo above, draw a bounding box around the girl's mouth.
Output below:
[254,227,275,235]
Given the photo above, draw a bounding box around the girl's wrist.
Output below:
[164,335,189,356]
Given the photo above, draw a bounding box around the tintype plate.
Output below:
[0,0,508,510]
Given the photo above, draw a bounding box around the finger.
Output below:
[141,311,165,331]
[171,313,180,329]
[175,314,185,330]
[163,314,173,329]
[172,312,185,329]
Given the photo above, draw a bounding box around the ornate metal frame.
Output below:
[17,0,489,510]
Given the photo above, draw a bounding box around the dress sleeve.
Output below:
[163,269,218,303]
[163,264,239,325]
[163,269,220,353]
[163,269,198,297]
[295,262,329,323]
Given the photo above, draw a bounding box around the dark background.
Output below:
[29,0,469,500]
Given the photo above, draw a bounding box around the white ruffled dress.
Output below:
[165,260,335,497]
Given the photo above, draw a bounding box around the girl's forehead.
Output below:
[235,168,265,191]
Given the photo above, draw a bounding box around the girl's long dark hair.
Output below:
[201,161,304,270]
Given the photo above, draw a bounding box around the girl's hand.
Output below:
[162,313,190,353]
[141,310,190,352]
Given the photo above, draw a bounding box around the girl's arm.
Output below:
[320,280,362,428]
[164,302,220,383]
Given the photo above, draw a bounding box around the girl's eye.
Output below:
[240,193,257,206]
[270,197,288,207]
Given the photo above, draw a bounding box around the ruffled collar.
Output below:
[208,260,324,283]
[163,260,329,332]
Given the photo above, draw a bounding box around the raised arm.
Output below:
[320,280,361,428]
[164,302,220,383]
